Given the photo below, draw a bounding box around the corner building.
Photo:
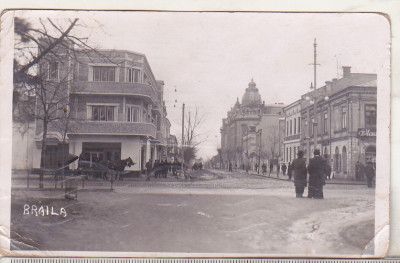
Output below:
[32,47,172,173]
[300,67,376,179]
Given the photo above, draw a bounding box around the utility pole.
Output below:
[313,38,318,154]
[181,103,185,177]
[258,129,262,174]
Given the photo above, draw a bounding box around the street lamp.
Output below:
[257,129,262,174]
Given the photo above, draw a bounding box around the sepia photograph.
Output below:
[2,9,390,257]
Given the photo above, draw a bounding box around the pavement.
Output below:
[9,174,375,256]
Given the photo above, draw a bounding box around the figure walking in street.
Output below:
[292,151,307,198]
[255,163,259,174]
[276,163,280,177]
[246,163,249,173]
[262,162,267,175]
[281,163,287,175]
[287,161,292,181]
[324,154,332,180]
[269,163,273,176]
[365,161,376,188]
[145,160,152,181]
[307,149,327,199]
[229,161,233,172]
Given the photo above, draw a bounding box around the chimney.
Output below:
[342,66,351,78]
[325,81,332,94]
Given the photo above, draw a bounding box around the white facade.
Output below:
[283,100,302,164]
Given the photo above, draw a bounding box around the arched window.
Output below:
[335,147,340,172]
[342,146,347,173]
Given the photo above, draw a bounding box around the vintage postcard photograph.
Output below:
[0,10,390,257]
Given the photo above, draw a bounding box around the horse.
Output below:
[112,157,135,181]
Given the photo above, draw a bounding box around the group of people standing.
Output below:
[291,149,330,199]
[145,159,182,181]
[356,160,376,188]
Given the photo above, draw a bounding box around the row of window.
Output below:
[286,117,301,136]
[90,105,153,123]
[48,62,151,84]
[302,104,376,135]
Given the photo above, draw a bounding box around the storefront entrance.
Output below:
[365,145,376,163]
[82,142,121,167]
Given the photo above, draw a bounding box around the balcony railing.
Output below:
[68,121,157,138]
[72,81,158,102]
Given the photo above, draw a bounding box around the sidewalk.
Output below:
[234,169,366,185]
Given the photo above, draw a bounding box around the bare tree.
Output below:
[266,123,280,160]
[181,107,205,164]
[13,16,111,188]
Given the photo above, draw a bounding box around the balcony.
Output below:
[72,81,158,102]
[68,121,157,138]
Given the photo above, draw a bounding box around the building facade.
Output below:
[220,79,285,169]
[282,100,302,165]
[30,45,172,173]
[300,66,377,179]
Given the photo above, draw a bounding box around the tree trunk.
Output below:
[39,120,48,189]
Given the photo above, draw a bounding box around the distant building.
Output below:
[19,43,173,172]
[220,79,285,169]
[300,66,376,179]
[282,100,302,164]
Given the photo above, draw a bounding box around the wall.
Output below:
[12,122,35,170]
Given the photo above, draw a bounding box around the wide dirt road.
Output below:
[10,174,375,256]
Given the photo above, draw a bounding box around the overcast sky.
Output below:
[15,10,390,159]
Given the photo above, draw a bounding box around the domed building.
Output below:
[242,79,262,106]
[220,79,285,170]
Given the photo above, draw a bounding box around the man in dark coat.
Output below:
[269,163,273,176]
[292,151,307,198]
[365,161,376,188]
[287,162,293,181]
[307,149,327,199]
[145,161,152,181]
[281,163,287,175]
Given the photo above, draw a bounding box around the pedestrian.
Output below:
[262,162,267,175]
[355,161,361,181]
[255,163,259,174]
[269,163,273,176]
[307,149,327,199]
[145,160,152,181]
[324,154,331,180]
[277,163,280,177]
[359,162,365,181]
[246,163,250,173]
[229,161,233,172]
[292,151,307,198]
[281,163,287,175]
[287,162,292,181]
[365,161,376,188]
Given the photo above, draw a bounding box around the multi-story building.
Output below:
[300,66,377,179]
[220,79,285,169]
[282,100,302,164]
[30,44,172,173]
